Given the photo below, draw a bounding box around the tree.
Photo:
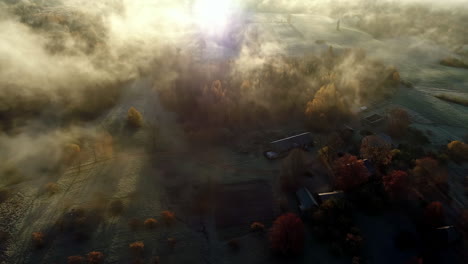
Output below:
[387,108,411,137]
[64,143,81,164]
[32,232,45,249]
[360,135,392,167]
[424,201,445,227]
[383,170,409,199]
[161,211,176,225]
[269,213,304,255]
[129,241,144,256]
[67,255,85,264]
[447,140,468,163]
[333,155,370,190]
[87,251,104,264]
[45,182,60,195]
[412,157,447,188]
[127,107,143,128]
[250,222,265,232]
[144,218,158,229]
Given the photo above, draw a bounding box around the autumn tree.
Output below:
[127,107,143,128]
[129,241,144,256]
[387,108,411,137]
[269,213,305,255]
[412,157,447,190]
[67,255,85,264]
[161,211,176,225]
[87,251,104,264]
[383,170,409,199]
[447,140,468,163]
[45,182,60,195]
[424,201,445,227]
[144,218,158,229]
[305,83,349,131]
[333,154,370,191]
[64,143,81,164]
[360,135,392,168]
[250,222,265,232]
[32,232,45,249]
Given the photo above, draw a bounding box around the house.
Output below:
[432,226,462,245]
[362,113,385,126]
[296,187,319,212]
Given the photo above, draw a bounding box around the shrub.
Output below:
[161,211,176,225]
[45,182,60,195]
[32,232,45,249]
[129,241,144,256]
[250,222,265,232]
[87,251,104,264]
[127,107,143,128]
[269,213,304,255]
[67,255,85,264]
[144,218,158,229]
[109,200,124,216]
[334,155,370,190]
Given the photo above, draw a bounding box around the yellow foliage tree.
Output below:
[127,107,143,128]
[447,141,468,163]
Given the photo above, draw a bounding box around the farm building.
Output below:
[362,113,386,126]
[269,132,313,153]
[296,187,319,212]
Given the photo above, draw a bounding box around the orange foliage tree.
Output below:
[360,135,392,167]
[161,211,176,225]
[32,232,45,249]
[144,218,158,229]
[129,241,144,256]
[269,213,305,255]
[447,140,468,163]
[67,255,85,264]
[333,155,370,191]
[87,251,104,264]
[412,157,447,188]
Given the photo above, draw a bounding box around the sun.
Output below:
[192,0,233,34]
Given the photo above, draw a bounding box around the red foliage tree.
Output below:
[87,251,104,264]
[333,155,370,190]
[424,201,445,227]
[144,218,158,229]
[269,213,305,255]
[383,170,409,199]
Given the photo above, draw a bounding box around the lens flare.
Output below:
[192,0,233,34]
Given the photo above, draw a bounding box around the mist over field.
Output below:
[0,0,467,263]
